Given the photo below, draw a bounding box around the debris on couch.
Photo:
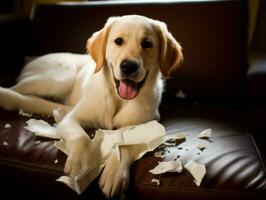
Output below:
[198,128,212,139]
[55,120,166,194]
[184,160,206,186]
[149,160,182,175]
[150,128,211,187]
[19,109,33,117]
[175,89,186,99]
[151,178,160,186]
[21,114,211,190]
[22,118,166,194]
[4,123,11,128]
[24,119,59,139]
[2,141,8,146]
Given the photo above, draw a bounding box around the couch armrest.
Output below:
[246,52,266,129]
[247,52,266,106]
[0,15,31,86]
[246,52,266,165]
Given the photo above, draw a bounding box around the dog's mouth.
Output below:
[115,74,147,100]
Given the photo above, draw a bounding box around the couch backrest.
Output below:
[30,0,248,104]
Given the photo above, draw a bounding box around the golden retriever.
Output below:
[0,15,183,198]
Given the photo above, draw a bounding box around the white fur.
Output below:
[0,15,182,198]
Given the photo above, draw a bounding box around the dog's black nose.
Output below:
[120,60,139,76]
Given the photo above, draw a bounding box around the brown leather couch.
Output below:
[0,0,266,199]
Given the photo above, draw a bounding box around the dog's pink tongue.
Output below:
[118,80,138,99]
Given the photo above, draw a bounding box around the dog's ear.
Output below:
[156,21,183,78]
[87,17,118,73]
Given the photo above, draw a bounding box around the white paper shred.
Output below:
[175,90,186,99]
[4,123,11,128]
[149,160,182,175]
[56,120,166,194]
[24,119,59,139]
[184,160,206,186]
[35,140,41,145]
[151,178,160,186]
[197,144,206,151]
[98,120,166,161]
[154,150,166,159]
[3,141,8,146]
[167,132,188,141]
[198,128,212,138]
[19,109,33,117]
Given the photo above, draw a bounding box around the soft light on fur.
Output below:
[153,20,183,78]
[0,15,183,198]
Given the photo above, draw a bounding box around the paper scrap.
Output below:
[56,120,166,194]
[184,160,206,186]
[151,178,160,186]
[35,140,41,145]
[19,109,33,117]
[154,150,166,159]
[3,141,8,146]
[24,119,59,139]
[149,160,182,175]
[197,144,206,151]
[198,128,212,138]
[4,123,11,128]
[175,90,186,99]
[56,163,105,194]
[96,120,166,161]
[167,132,187,141]
[175,132,188,140]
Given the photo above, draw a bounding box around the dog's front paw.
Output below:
[99,152,130,198]
[64,136,92,176]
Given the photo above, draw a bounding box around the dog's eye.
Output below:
[114,37,123,46]
[141,40,152,49]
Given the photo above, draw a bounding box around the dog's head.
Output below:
[87,15,183,100]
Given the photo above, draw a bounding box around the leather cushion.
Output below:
[129,103,266,200]
[0,103,265,200]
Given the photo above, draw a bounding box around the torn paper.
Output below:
[184,160,206,186]
[197,144,206,151]
[162,132,187,147]
[56,120,166,194]
[35,140,41,145]
[175,90,186,99]
[154,150,166,159]
[4,123,11,128]
[2,141,8,146]
[166,132,187,142]
[96,120,166,161]
[56,163,105,194]
[149,160,182,175]
[24,119,59,139]
[198,128,212,138]
[19,109,33,117]
[151,178,160,186]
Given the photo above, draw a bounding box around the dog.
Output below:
[0,15,183,198]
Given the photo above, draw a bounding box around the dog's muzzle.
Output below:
[114,59,147,100]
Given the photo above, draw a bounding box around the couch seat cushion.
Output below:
[0,104,265,200]
[128,103,266,200]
